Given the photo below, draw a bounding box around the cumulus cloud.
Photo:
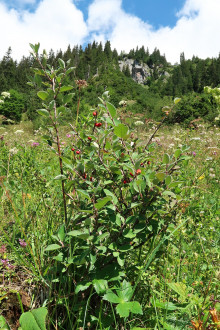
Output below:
[0,0,220,63]
[87,0,220,63]
[0,0,87,59]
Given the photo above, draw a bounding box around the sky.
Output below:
[0,0,220,64]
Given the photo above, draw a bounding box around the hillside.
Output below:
[0,42,220,126]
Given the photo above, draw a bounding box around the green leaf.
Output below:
[0,316,10,329]
[174,97,181,105]
[95,196,112,210]
[29,43,40,54]
[67,229,90,240]
[75,282,91,294]
[162,191,176,198]
[116,301,142,317]
[19,307,48,330]
[103,292,121,304]
[58,58,65,69]
[163,153,170,164]
[37,109,50,117]
[63,93,74,104]
[37,91,49,100]
[154,301,180,311]
[114,123,128,139]
[45,244,61,251]
[174,149,181,158]
[117,280,133,302]
[106,101,117,118]
[54,175,67,180]
[76,189,90,200]
[165,175,172,186]
[60,85,74,92]
[57,224,65,242]
[167,282,188,301]
[92,279,108,294]
[156,172,165,181]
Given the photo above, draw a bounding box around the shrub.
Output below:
[0,89,25,123]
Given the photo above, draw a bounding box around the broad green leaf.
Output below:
[154,301,180,310]
[165,175,172,185]
[114,123,128,139]
[167,282,188,301]
[117,280,133,302]
[156,172,165,181]
[92,279,108,294]
[58,58,65,68]
[45,244,61,251]
[19,307,48,330]
[0,316,10,329]
[37,91,49,100]
[174,97,181,105]
[76,189,90,199]
[75,282,91,294]
[162,191,176,198]
[60,85,74,92]
[163,153,170,164]
[67,229,89,240]
[103,292,121,304]
[37,109,50,117]
[123,229,136,239]
[63,93,74,104]
[174,149,181,158]
[116,301,142,317]
[57,224,65,242]
[95,196,112,210]
[66,67,75,75]
[106,101,117,118]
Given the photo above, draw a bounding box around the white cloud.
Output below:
[0,0,220,63]
[0,0,87,59]
[87,0,220,63]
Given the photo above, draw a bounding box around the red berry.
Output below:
[121,153,125,157]
[136,169,141,175]
[71,148,75,151]
[93,111,97,116]
[123,180,127,184]
[83,173,87,179]
[76,150,80,154]
[90,176,93,182]
[129,172,134,176]
[88,137,92,141]
[147,161,151,165]
[95,122,102,127]
[140,162,144,167]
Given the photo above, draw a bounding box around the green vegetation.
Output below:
[0,42,220,127]
[0,44,219,329]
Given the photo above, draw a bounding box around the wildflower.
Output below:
[1,91,10,98]
[31,142,39,147]
[19,239,27,247]
[134,121,144,126]
[0,99,4,104]
[14,130,24,135]
[66,134,71,138]
[192,151,196,157]
[9,147,19,155]
[198,174,205,180]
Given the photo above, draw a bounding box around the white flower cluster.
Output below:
[1,91,10,99]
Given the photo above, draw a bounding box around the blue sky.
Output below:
[0,0,219,63]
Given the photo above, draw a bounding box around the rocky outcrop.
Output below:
[119,58,170,84]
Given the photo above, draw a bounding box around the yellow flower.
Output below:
[198,174,205,180]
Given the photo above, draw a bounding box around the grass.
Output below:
[0,119,219,329]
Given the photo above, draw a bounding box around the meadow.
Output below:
[0,45,219,330]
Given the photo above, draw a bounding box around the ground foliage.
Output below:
[0,44,219,329]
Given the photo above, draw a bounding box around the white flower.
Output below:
[134,121,144,126]
[1,91,10,99]
[0,99,4,104]
[9,147,19,154]
[14,130,24,135]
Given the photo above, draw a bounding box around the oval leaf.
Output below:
[114,123,129,139]
[37,91,49,100]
